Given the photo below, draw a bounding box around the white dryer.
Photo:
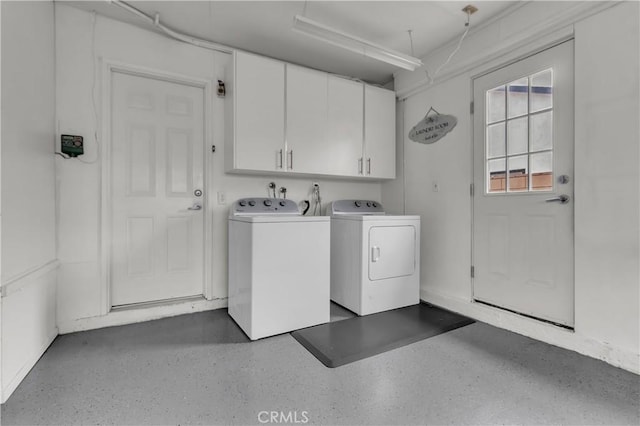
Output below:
[228,198,330,340]
[330,200,420,316]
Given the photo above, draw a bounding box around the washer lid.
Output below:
[330,199,385,216]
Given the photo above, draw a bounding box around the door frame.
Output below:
[100,59,214,315]
[469,38,576,326]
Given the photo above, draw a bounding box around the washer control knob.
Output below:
[264,199,272,207]
[238,200,247,207]
[354,201,362,208]
[248,200,256,207]
[279,200,286,207]
[366,202,372,207]
[372,202,378,208]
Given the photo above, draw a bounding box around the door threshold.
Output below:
[111,295,206,312]
[474,299,574,331]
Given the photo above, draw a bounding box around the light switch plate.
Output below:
[217,191,226,205]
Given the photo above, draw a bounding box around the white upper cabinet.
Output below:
[230,52,285,172]
[227,51,395,179]
[327,76,364,177]
[286,65,328,174]
[364,85,396,179]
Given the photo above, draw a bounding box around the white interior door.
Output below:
[473,40,575,326]
[110,71,205,307]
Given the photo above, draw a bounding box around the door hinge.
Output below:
[471,266,475,278]
[211,145,216,153]
[470,101,474,114]
[470,183,475,197]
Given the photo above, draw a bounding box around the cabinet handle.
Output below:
[367,158,371,175]
[278,149,283,169]
[358,158,363,175]
[288,150,293,170]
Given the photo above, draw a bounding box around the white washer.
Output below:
[330,200,420,316]
[228,198,330,340]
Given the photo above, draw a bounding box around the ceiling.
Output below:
[63,1,518,85]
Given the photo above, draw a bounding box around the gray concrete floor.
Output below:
[1,304,638,425]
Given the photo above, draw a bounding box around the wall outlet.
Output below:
[432,181,440,192]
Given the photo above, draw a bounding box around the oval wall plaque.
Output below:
[409,113,458,144]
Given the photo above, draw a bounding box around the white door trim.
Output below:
[100,59,214,315]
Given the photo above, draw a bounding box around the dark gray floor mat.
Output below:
[291,303,474,367]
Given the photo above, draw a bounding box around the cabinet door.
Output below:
[364,85,396,179]
[286,65,328,174]
[327,76,364,176]
[234,52,285,172]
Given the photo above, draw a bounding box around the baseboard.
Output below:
[58,297,228,334]
[420,288,640,375]
[1,328,58,404]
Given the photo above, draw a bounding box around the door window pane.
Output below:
[530,111,553,152]
[507,77,528,118]
[507,117,528,155]
[487,122,505,158]
[488,158,506,193]
[484,68,554,194]
[530,151,553,191]
[487,86,505,124]
[508,155,528,192]
[530,69,553,113]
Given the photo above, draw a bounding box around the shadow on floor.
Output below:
[57,309,251,349]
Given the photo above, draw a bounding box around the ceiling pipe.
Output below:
[109,0,234,54]
[106,0,392,86]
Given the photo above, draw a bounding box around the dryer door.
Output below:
[368,225,416,281]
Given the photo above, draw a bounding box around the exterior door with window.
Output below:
[110,71,206,307]
[473,40,575,326]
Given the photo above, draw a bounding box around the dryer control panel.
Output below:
[231,198,300,216]
[330,200,385,216]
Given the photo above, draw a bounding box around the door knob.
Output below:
[188,204,202,211]
[545,195,570,204]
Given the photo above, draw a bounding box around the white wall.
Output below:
[0,0,3,401]
[573,3,640,364]
[386,1,639,373]
[403,78,472,300]
[380,100,405,215]
[1,0,58,402]
[55,5,382,333]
